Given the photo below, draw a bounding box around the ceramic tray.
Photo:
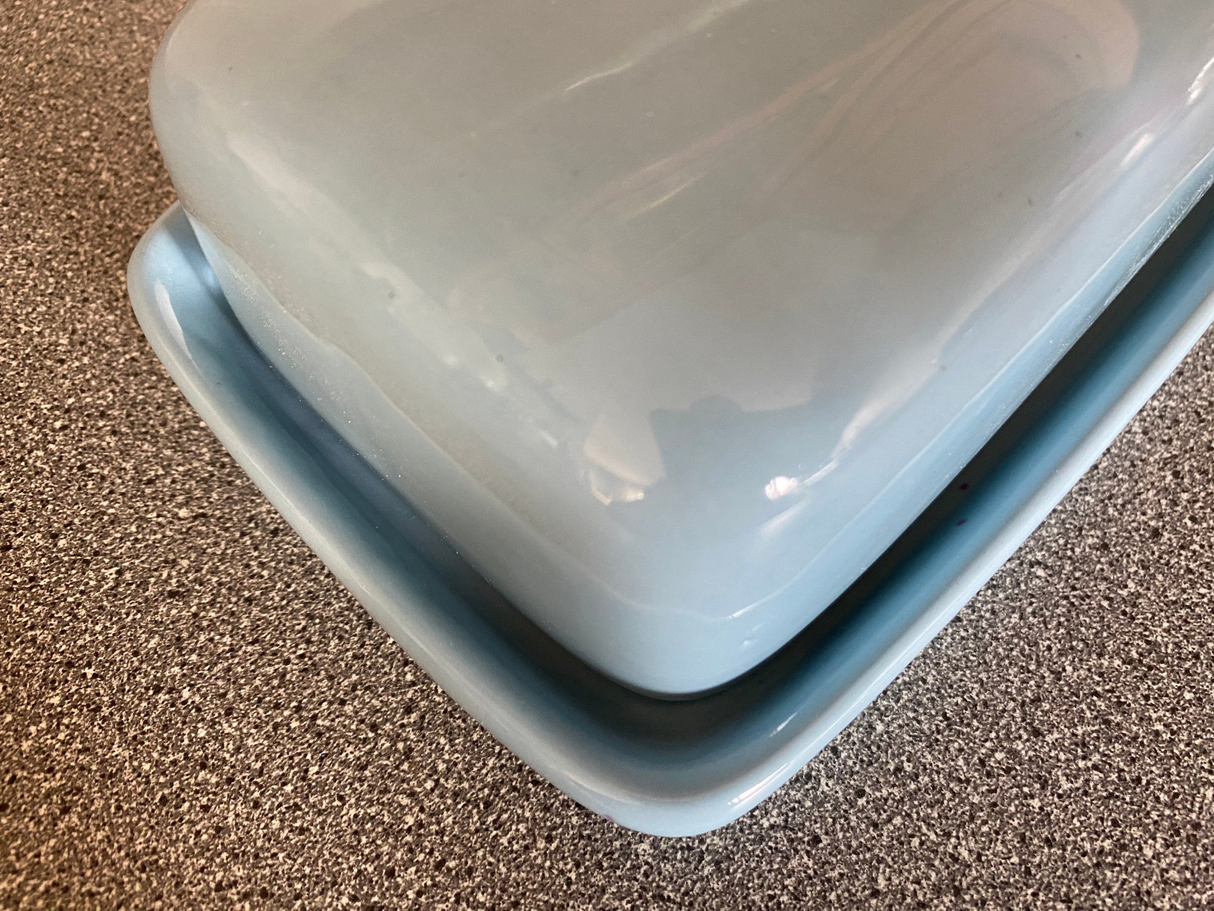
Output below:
[130,191,1214,836]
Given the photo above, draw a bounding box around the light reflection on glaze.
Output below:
[152,0,1214,694]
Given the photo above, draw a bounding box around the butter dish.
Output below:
[133,0,1214,832]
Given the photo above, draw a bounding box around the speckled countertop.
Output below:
[3,1,1214,908]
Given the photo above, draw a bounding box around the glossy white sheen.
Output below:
[151,0,1214,694]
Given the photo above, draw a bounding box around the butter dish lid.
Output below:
[150,0,1214,694]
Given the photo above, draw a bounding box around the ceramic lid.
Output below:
[151,0,1214,695]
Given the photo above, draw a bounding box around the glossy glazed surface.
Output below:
[151,0,1214,694]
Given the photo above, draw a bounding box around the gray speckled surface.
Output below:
[2,1,1214,908]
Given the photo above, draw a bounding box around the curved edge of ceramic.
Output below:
[130,201,1214,837]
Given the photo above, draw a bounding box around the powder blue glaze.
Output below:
[148,0,1214,695]
[130,201,1214,835]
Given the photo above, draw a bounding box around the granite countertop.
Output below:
[2,1,1213,908]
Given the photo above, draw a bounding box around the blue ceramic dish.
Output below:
[133,0,1214,832]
